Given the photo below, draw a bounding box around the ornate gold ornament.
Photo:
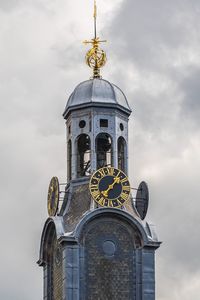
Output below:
[89,167,131,208]
[83,0,107,78]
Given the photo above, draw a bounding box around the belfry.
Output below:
[38,2,161,299]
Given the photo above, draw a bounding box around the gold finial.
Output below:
[83,0,107,78]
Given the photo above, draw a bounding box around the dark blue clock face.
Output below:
[89,167,131,208]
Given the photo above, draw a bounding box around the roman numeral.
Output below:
[90,184,98,190]
[98,168,106,177]
[92,176,101,184]
[122,185,130,192]
[98,197,105,206]
[116,199,123,207]
[108,167,115,176]
[121,177,129,184]
[118,197,125,204]
[121,192,129,201]
[108,200,113,207]
[92,190,100,199]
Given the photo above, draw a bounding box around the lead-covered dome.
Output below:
[63,78,131,119]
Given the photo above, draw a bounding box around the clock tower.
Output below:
[38,2,161,299]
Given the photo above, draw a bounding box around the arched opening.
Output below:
[43,224,63,300]
[96,133,112,169]
[67,140,72,181]
[77,134,91,177]
[79,215,143,299]
[118,137,126,172]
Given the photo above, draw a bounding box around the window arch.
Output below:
[77,134,91,177]
[118,137,126,172]
[43,224,63,300]
[96,133,112,169]
[80,216,142,300]
[67,140,72,181]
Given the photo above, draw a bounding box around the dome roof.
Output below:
[63,78,132,118]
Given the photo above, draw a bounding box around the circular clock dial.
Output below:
[89,167,131,208]
[47,176,60,216]
[135,181,149,220]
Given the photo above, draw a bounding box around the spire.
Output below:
[83,0,107,78]
[94,0,97,38]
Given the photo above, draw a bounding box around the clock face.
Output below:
[47,177,59,216]
[89,167,131,208]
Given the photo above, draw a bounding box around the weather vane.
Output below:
[83,0,107,78]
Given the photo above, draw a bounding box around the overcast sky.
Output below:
[0,0,200,299]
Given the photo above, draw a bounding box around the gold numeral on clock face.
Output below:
[122,185,130,191]
[98,197,105,206]
[121,177,129,184]
[117,199,123,206]
[90,184,99,190]
[91,176,100,183]
[108,200,113,207]
[92,190,100,199]
[108,167,115,176]
[98,168,106,177]
[121,192,128,201]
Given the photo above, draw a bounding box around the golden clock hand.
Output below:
[101,177,121,197]
[102,183,114,197]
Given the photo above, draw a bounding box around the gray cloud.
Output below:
[180,67,200,120]
[109,0,200,69]
[0,0,22,11]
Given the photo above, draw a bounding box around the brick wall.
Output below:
[80,216,142,300]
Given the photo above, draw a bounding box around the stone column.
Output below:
[43,264,48,300]
[142,247,156,300]
[62,239,80,300]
